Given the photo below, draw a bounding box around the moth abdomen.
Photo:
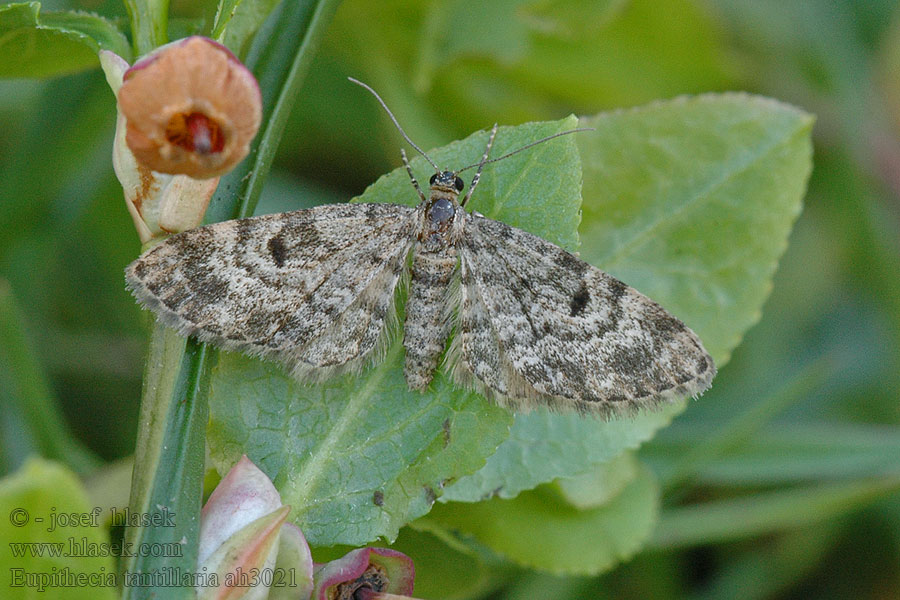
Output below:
[403,247,457,390]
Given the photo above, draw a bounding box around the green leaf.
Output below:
[359,116,583,250]
[0,2,131,78]
[207,117,583,547]
[205,0,342,223]
[302,0,734,186]
[208,351,511,547]
[0,458,116,599]
[654,356,832,491]
[212,0,281,58]
[121,328,211,600]
[123,0,168,55]
[422,462,660,575]
[443,402,682,502]
[577,94,815,366]
[555,451,639,510]
[414,0,532,90]
[408,0,736,134]
[509,0,736,106]
[519,0,628,39]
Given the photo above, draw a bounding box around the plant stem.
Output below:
[206,0,343,223]
[123,0,169,56]
[122,0,341,595]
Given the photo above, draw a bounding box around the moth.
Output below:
[126,78,715,415]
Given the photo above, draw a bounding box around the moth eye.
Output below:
[454,177,465,191]
[429,174,438,185]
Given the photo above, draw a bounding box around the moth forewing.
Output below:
[126,203,418,380]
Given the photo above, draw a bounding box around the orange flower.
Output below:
[101,49,220,243]
[117,37,262,179]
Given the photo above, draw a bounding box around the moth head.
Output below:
[429,171,465,192]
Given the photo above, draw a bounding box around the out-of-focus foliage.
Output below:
[1,0,898,599]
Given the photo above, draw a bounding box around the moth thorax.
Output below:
[427,197,456,225]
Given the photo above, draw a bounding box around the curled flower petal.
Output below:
[118,36,262,179]
[313,547,415,600]
[197,456,316,600]
[198,505,290,600]
[268,523,314,600]
[198,455,283,566]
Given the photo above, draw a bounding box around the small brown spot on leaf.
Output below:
[424,486,437,505]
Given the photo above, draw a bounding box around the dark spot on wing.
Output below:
[569,282,590,317]
[199,274,230,303]
[267,234,287,267]
[369,249,384,267]
[301,221,322,249]
[607,276,627,302]
[495,221,513,240]
[610,343,653,375]
[235,218,255,245]
[373,490,384,507]
[675,371,693,384]
[647,313,683,343]
[442,418,451,447]
[590,275,628,336]
[555,249,588,276]
[696,354,710,373]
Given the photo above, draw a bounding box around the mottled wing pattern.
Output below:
[126,203,417,379]
[453,214,715,415]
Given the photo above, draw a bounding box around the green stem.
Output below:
[123,0,169,56]
[648,476,900,550]
[122,0,340,594]
[206,0,343,223]
[121,327,211,600]
[0,279,99,476]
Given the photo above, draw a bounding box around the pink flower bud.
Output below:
[197,456,313,600]
[313,547,416,600]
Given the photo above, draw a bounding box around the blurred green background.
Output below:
[1,0,899,598]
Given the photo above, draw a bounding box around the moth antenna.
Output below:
[461,123,498,207]
[457,128,594,173]
[401,148,427,203]
[349,77,440,171]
